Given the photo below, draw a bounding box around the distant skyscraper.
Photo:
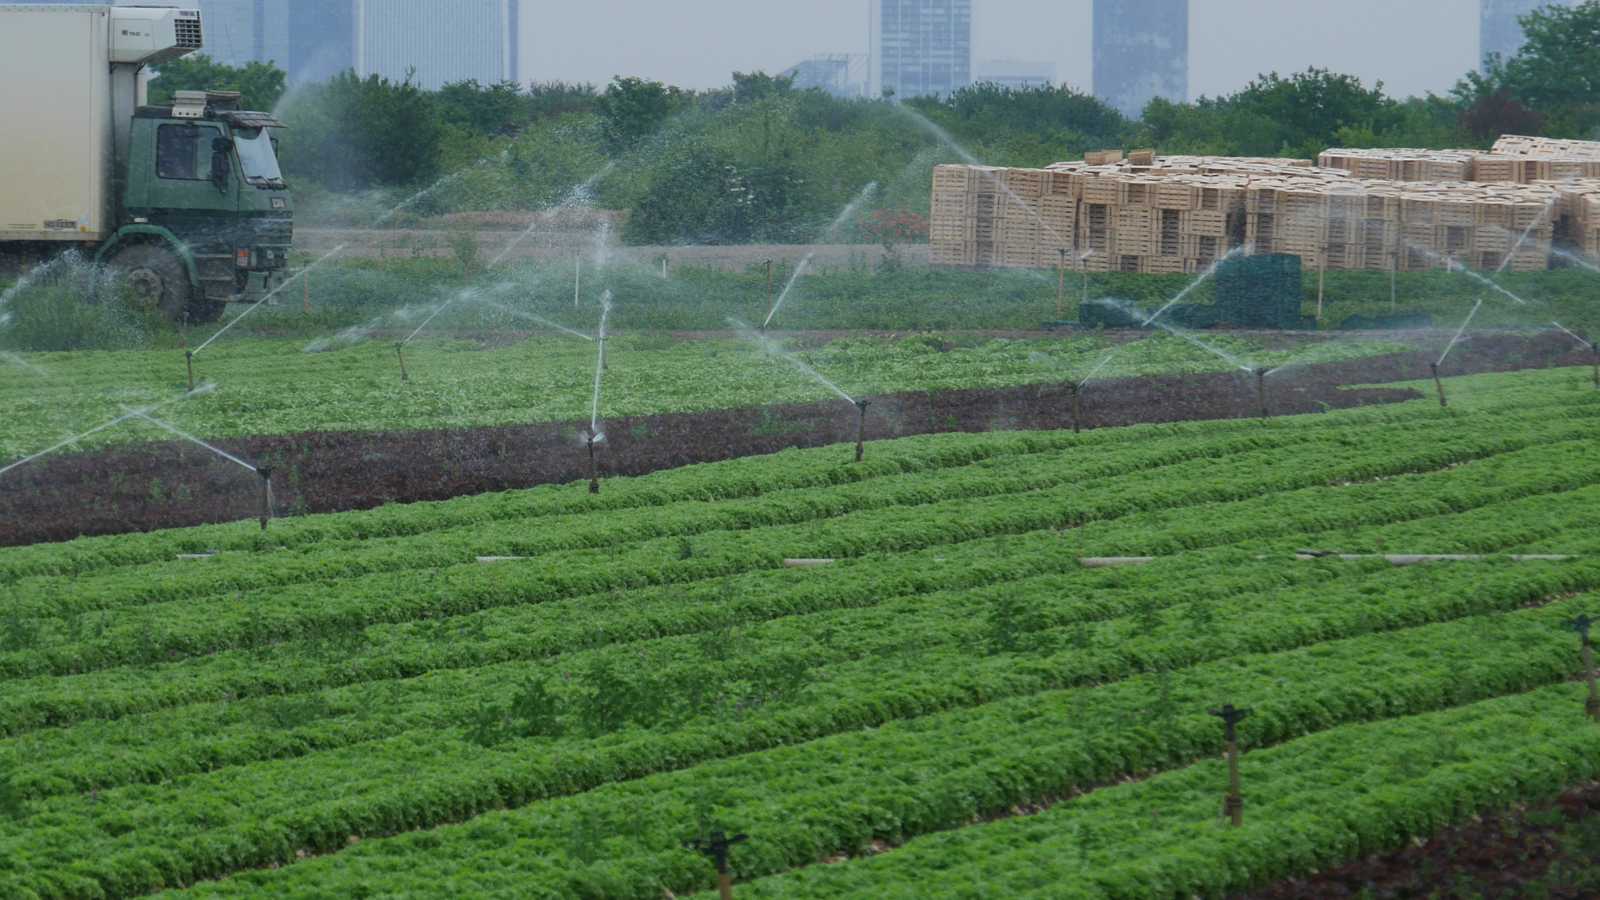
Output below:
[869,0,972,100]
[1093,0,1189,118]
[782,54,867,98]
[354,0,517,89]
[976,60,1057,91]
[286,0,355,85]
[1480,0,1565,69]
[193,1,288,71]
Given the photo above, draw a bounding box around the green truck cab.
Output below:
[105,91,294,322]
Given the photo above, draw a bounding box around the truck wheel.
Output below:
[108,244,192,323]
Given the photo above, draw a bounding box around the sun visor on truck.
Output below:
[220,110,287,129]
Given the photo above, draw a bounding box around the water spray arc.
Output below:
[1430,296,1486,408]
[1073,245,1255,400]
[891,103,1077,254]
[761,182,878,330]
[126,409,258,473]
[472,298,595,342]
[1549,321,1600,389]
[0,351,49,377]
[1496,196,1557,275]
[728,318,855,404]
[187,242,351,378]
[124,406,275,529]
[0,383,215,480]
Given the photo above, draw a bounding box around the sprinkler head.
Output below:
[854,399,870,412]
[1207,703,1253,739]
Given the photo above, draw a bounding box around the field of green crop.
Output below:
[0,331,1404,459]
[0,366,1594,897]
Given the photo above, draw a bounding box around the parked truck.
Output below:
[0,4,292,323]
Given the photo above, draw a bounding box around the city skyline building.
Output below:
[975,59,1057,90]
[1092,0,1189,117]
[354,0,517,89]
[1479,0,1566,69]
[782,53,868,98]
[868,0,972,99]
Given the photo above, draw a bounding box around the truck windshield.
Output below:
[234,128,284,186]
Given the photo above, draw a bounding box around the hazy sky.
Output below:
[523,0,1482,100]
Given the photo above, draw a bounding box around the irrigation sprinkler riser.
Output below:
[1069,382,1081,434]
[184,351,195,392]
[395,343,409,383]
[257,466,274,531]
[1255,368,1270,420]
[854,399,870,463]
[587,436,600,494]
[1209,704,1252,827]
[1430,362,1448,408]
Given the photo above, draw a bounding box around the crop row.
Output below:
[138,601,1600,900]
[10,417,1597,667]
[0,425,1357,613]
[3,546,1595,897]
[15,397,1590,615]
[721,683,1600,899]
[17,486,1600,800]
[4,370,1590,583]
[3,436,1594,734]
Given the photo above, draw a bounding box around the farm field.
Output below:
[0,366,1595,897]
[0,331,1406,460]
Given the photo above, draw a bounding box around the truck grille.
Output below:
[174,11,203,50]
[253,215,294,247]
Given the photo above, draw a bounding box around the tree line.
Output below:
[147,1,1600,245]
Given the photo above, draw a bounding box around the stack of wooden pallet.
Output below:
[1317,148,1474,182]
[1318,139,1600,184]
[1488,135,1600,182]
[929,153,1569,275]
[1555,179,1600,262]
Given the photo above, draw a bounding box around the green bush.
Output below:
[0,272,163,352]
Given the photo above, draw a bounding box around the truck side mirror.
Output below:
[210,147,231,190]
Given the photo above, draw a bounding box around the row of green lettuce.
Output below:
[1,366,1585,581]
[0,331,1409,460]
[147,610,1600,899]
[4,422,1594,696]
[8,492,1598,804]
[1,519,1596,895]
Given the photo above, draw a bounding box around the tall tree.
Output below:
[148,55,287,113]
[596,77,686,155]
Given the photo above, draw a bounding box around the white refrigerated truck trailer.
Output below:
[0,4,293,322]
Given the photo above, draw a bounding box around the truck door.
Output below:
[148,121,238,218]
